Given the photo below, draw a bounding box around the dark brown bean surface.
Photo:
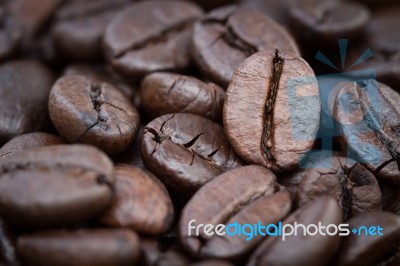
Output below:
[334,80,400,183]
[0,132,64,159]
[296,156,382,220]
[0,218,18,266]
[224,49,321,173]
[48,75,140,155]
[289,0,370,46]
[104,0,203,79]
[247,196,342,266]
[140,238,192,266]
[179,165,291,261]
[17,229,140,266]
[100,165,174,235]
[0,144,114,228]
[140,72,225,121]
[334,211,400,266]
[0,4,20,61]
[141,113,243,194]
[0,59,54,144]
[52,0,129,60]
[192,6,299,87]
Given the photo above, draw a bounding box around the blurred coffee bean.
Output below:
[334,211,400,266]
[140,72,225,121]
[179,165,291,261]
[141,113,243,194]
[0,4,21,61]
[0,59,54,144]
[0,132,64,159]
[296,156,382,220]
[353,6,400,91]
[191,260,234,266]
[224,49,320,173]
[100,165,174,235]
[0,144,114,228]
[49,75,140,155]
[52,0,129,61]
[239,0,292,25]
[333,80,400,183]
[104,0,203,79]
[247,196,342,266]
[289,0,370,48]
[17,229,140,266]
[192,6,299,87]
[140,238,192,266]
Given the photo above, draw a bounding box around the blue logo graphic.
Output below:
[286,39,382,168]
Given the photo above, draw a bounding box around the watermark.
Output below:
[187,219,384,241]
[285,39,382,168]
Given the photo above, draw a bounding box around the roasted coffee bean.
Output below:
[103,0,203,79]
[52,0,129,60]
[0,132,64,159]
[17,229,140,266]
[140,72,225,121]
[9,0,62,46]
[179,165,291,261]
[192,6,299,87]
[0,59,54,144]
[0,218,18,266]
[224,49,321,173]
[140,238,192,266]
[334,211,400,266]
[48,75,140,155]
[100,165,174,235]
[380,182,400,215]
[0,144,114,228]
[288,0,370,47]
[0,4,21,61]
[239,0,292,25]
[247,196,342,266]
[333,80,400,183]
[353,7,400,91]
[296,156,382,220]
[141,113,243,194]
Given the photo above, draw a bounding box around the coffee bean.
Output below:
[140,72,225,121]
[239,0,292,25]
[0,5,21,61]
[103,0,203,79]
[100,165,174,235]
[333,80,400,183]
[17,229,140,266]
[333,211,400,266]
[247,196,342,266]
[113,125,145,168]
[140,238,192,266]
[0,144,114,228]
[288,0,370,47]
[0,59,54,144]
[191,260,234,266]
[296,156,382,220]
[192,6,299,87]
[179,165,291,261]
[52,0,129,60]
[48,75,140,155]
[381,182,400,215]
[224,49,321,173]
[353,7,400,91]
[141,113,243,194]
[0,132,64,159]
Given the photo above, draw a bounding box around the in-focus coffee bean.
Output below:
[48,75,140,155]
[224,49,321,173]
[141,113,243,194]
[140,72,225,121]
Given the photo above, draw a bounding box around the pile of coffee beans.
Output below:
[0,0,399,265]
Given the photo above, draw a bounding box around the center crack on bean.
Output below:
[112,18,197,58]
[261,49,284,162]
[339,170,353,221]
